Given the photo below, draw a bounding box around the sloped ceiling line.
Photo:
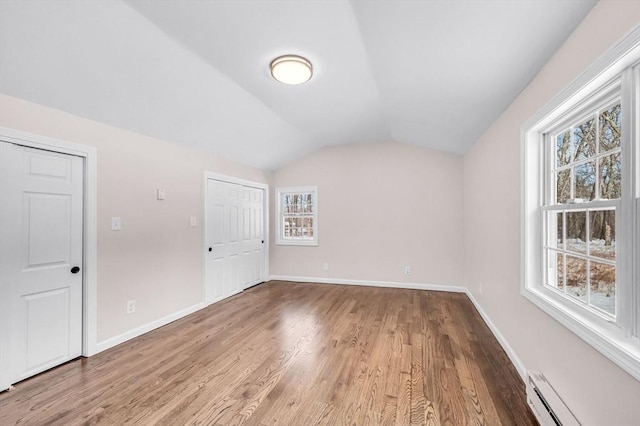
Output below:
[0,0,597,169]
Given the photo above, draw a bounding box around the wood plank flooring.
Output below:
[0,281,536,425]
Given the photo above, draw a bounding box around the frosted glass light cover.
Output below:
[270,55,312,85]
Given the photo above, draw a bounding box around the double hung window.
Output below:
[522,29,639,380]
[275,186,318,246]
[544,95,621,317]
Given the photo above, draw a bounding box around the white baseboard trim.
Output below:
[269,275,467,293]
[465,290,527,381]
[95,302,206,354]
[269,274,526,381]
[91,278,526,384]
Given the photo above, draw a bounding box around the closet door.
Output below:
[205,179,266,304]
[205,179,241,303]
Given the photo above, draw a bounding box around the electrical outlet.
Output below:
[323,262,329,271]
[404,266,411,275]
[127,300,136,314]
[157,189,166,200]
[190,216,197,227]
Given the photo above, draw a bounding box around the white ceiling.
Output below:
[0,0,597,170]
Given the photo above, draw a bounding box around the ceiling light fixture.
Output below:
[270,55,313,85]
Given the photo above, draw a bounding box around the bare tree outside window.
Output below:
[277,187,318,246]
[546,102,620,316]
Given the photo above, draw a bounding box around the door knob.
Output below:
[70,266,80,274]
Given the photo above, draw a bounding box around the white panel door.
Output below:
[205,179,265,303]
[240,187,265,289]
[0,142,83,389]
[205,179,242,304]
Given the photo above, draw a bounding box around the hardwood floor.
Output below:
[0,281,536,425]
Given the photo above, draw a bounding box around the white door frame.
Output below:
[203,171,269,305]
[0,128,98,368]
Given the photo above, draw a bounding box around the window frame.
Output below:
[521,27,640,381]
[275,186,318,246]
[542,86,621,320]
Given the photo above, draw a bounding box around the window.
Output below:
[276,186,318,246]
[522,28,639,380]
[545,98,621,317]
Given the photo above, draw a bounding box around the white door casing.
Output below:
[0,142,84,389]
[204,173,267,305]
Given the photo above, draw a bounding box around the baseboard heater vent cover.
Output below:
[526,372,580,426]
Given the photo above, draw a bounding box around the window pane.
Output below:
[574,118,596,161]
[599,153,621,200]
[546,249,564,291]
[293,194,302,213]
[556,130,573,167]
[566,211,587,254]
[302,217,313,238]
[283,216,314,239]
[304,194,313,212]
[566,255,587,302]
[556,252,564,291]
[590,261,616,316]
[283,194,293,213]
[283,193,314,214]
[589,209,616,261]
[283,217,304,238]
[575,161,595,201]
[546,211,563,249]
[282,217,292,237]
[556,169,571,204]
[599,103,621,153]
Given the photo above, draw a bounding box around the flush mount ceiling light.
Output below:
[270,55,313,85]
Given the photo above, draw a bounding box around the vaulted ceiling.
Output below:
[0,0,597,169]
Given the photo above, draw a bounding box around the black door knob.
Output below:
[70,266,80,274]
[208,247,212,252]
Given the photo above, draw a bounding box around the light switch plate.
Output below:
[111,217,121,231]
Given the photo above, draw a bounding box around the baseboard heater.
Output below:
[526,372,580,426]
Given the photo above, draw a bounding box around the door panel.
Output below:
[24,288,70,371]
[28,151,72,180]
[224,255,239,295]
[0,142,83,389]
[229,206,239,243]
[210,205,224,247]
[211,257,224,300]
[25,194,72,267]
[243,207,251,241]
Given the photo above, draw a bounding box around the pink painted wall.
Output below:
[0,94,269,343]
[270,141,464,287]
[463,2,640,425]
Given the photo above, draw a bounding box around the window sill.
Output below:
[522,285,640,380]
[275,240,318,247]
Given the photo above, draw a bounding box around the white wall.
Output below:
[0,94,269,344]
[463,2,640,425]
[270,140,464,288]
